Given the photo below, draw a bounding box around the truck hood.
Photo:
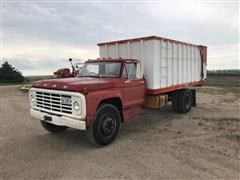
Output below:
[32,77,119,93]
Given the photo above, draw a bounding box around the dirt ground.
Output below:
[0,85,239,180]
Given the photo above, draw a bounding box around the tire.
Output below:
[41,121,67,133]
[86,104,121,146]
[178,89,192,113]
[172,92,180,112]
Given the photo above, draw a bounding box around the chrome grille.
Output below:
[36,91,72,114]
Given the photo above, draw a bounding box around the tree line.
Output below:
[0,61,25,83]
[207,69,240,75]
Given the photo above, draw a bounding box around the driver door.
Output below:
[122,62,145,108]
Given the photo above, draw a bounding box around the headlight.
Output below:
[73,101,80,111]
[31,95,35,103]
[29,91,36,106]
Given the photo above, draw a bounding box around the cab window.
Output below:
[123,63,137,79]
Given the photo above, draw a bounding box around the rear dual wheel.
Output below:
[172,89,192,113]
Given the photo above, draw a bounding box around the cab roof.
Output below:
[86,58,140,63]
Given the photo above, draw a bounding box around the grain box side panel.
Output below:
[198,48,202,80]
[142,40,155,89]
[194,47,198,81]
[116,40,155,89]
[191,46,194,82]
[99,43,125,58]
[193,47,197,81]
[196,47,201,81]
[129,41,141,60]
[128,40,155,89]
[99,40,156,89]
[173,43,178,85]
[152,40,160,89]
[178,44,183,84]
[188,45,192,82]
[118,43,128,58]
[160,40,167,88]
[187,45,190,82]
[99,45,106,57]
[167,41,173,87]
[107,44,116,58]
[184,45,187,83]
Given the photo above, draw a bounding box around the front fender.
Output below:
[85,89,123,126]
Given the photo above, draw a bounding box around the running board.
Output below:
[123,106,144,122]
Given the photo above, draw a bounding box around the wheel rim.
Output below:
[185,94,191,110]
[100,115,116,136]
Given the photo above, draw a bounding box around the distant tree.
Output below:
[0,61,24,83]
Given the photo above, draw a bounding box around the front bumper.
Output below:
[31,109,86,130]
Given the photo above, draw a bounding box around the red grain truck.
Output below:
[29,36,207,146]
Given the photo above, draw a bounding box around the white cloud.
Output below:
[2,1,239,75]
[4,36,98,60]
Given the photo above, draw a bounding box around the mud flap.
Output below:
[191,89,196,107]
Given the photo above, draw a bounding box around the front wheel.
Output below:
[41,121,67,133]
[86,104,121,146]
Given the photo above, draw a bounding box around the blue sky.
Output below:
[2,0,239,75]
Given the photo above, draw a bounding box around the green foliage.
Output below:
[0,61,25,83]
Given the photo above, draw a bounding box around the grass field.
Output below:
[24,75,53,83]
[0,75,53,86]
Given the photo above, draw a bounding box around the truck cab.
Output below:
[29,58,145,146]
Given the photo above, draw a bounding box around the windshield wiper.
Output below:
[79,75,102,78]
[91,75,102,78]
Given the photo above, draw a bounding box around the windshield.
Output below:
[78,62,121,78]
